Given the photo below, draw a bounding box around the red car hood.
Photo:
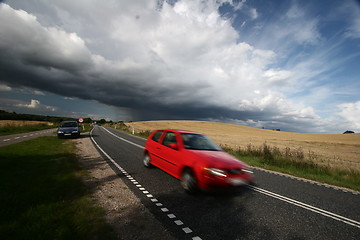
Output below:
[190,150,249,169]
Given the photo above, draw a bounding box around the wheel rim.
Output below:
[182,171,195,191]
[144,154,150,167]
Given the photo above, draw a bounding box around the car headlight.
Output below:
[72,130,78,133]
[203,168,227,177]
[58,131,63,133]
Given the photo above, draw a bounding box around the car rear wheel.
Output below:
[143,153,152,168]
[181,169,198,193]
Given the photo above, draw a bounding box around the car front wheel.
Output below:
[181,169,198,193]
[143,153,152,168]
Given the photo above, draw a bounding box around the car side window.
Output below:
[152,130,163,142]
[162,132,177,147]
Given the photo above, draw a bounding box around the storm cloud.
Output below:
[1,0,359,133]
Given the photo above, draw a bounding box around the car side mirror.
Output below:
[168,143,178,150]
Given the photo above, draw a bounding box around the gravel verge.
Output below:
[74,135,175,240]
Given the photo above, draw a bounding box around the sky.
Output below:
[0,0,359,133]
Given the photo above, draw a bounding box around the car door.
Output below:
[157,131,182,177]
[147,130,164,167]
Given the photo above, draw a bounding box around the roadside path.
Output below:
[74,134,175,239]
[0,128,56,147]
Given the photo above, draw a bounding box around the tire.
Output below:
[143,153,152,168]
[181,169,198,194]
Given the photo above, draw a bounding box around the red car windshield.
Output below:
[181,133,221,151]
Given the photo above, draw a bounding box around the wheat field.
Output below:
[0,120,54,127]
[126,120,360,173]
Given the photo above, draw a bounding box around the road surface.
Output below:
[91,126,360,240]
[0,128,56,147]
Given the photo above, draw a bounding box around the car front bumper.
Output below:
[57,131,80,137]
[199,172,254,189]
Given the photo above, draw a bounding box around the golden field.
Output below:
[126,120,360,173]
[0,120,54,127]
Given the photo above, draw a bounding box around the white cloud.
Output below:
[0,84,11,91]
[19,88,45,95]
[263,69,293,85]
[17,99,41,109]
[338,101,360,130]
[32,90,45,95]
[253,2,321,53]
[0,3,92,72]
[16,99,56,111]
[249,8,258,19]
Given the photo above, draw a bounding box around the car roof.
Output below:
[155,129,201,135]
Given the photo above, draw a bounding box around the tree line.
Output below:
[0,110,92,123]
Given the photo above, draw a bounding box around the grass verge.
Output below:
[106,122,151,139]
[0,136,114,240]
[79,123,94,133]
[0,124,55,136]
[222,144,360,192]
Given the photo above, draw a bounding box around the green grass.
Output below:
[79,123,94,133]
[222,144,360,192]
[0,124,55,136]
[0,137,114,240]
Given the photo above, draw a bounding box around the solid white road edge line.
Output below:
[99,126,360,229]
[90,127,202,240]
[248,185,360,229]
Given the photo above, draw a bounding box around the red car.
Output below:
[143,129,254,193]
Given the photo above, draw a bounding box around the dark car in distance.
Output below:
[144,129,254,193]
[57,121,81,138]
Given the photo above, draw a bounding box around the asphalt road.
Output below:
[91,126,360,240]
[0,128,57,147]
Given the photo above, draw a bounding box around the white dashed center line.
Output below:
[182,227,193,234]
[91,127,203,240]
[175,220,184,225]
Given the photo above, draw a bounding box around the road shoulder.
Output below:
[74,135,175,240]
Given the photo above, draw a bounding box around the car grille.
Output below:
[226,169,242,174]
